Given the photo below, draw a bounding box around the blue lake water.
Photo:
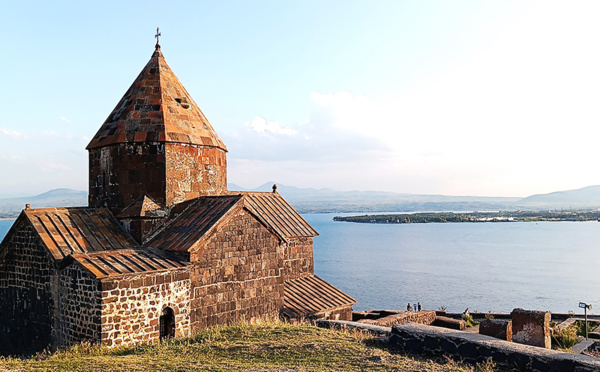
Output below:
[1,215,599,314]
[0,220,12,241]
[305,214,600,314]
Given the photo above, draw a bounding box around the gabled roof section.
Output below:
[116,194,165,219]
[147,195,243,252]
[242,192,318,239]
[86,45,227,151]
[284,275,356,318]
[70,248,189,279]
[20,207,139,261]
[147,192,317,253]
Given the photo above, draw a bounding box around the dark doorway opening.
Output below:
[159,307,175,340]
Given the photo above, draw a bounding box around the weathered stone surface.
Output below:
[100,269,191,347]
[316,319,391,337]
[353,311,382,321]
[281,237,314,282]
[165,143,227,204]
[352,310,435,327]
[375,311,436,327]
[0,223,55,355]
[57,264,101,347]
[189,208,284,331]
[433,316,466,330]
[479,319,512,341]
[511,308,551,349]
[390,323,600,371]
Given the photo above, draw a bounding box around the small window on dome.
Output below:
[175,97,190,109]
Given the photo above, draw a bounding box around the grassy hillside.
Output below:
[0,320,500,371]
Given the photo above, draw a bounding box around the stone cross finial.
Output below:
[155,27,161,47]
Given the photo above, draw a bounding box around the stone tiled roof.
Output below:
[147,192,318,253]
[20,207,139,260]
[70,248,189,279]
[86,45,226,151]
[147,195,243,252]
[243,192,318,238]
[284,275,357,317]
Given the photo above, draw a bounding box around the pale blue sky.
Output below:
[2,1,600,198]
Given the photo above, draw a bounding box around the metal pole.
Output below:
[585,306,588,340]
[579,302,592,340]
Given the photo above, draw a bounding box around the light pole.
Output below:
[579,302,592,340]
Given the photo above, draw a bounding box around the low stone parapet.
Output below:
[479,319,512,341]
[432,316,465,330]
[572,340,595,354]
[555,317,576,331]
[390,323,600,371]
[351,310,436,327]
[315,319,391,337]
[375,311,436,327]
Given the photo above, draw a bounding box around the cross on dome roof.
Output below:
[155,27,161,47]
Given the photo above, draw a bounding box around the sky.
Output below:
[2,1,600,198]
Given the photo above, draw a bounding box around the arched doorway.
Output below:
[159,307,175,340]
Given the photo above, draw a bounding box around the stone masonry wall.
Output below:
[189,209,283,330]
[89,143,167,213]
[100,269,191,347]
[165,143,227,204]
[89,143,227,215]
[57,263,101,347]
[0,223,56,355]
[282,237,314,281]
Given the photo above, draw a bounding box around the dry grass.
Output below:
[0,319,502,371]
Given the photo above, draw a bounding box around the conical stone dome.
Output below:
[87,45,226,151]
[88,45,228,214]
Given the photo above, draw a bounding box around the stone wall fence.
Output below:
[390,323,600,372]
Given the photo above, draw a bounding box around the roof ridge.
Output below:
[23,206,95,212]
[71,248,139,258]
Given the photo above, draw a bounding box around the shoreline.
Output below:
[334,210,600,224]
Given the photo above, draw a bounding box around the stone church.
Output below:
[0,42,355,355]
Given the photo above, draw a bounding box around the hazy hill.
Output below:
[229,182,521,213]
[0,189,87,218]
[2,184,600,217]
[516,185,600,209]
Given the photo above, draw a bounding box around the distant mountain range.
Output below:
[0,189,88,217]
[2,184,600,218]
[230,183,600,213]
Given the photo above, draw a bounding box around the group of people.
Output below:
[406,302,422,312]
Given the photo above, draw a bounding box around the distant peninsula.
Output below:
[333,210,600,224]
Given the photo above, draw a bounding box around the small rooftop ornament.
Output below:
[272,184,278,193]
[155,27,161,48]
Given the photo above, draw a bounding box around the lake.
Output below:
[304,214,600,314]
[1,215,598,314]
